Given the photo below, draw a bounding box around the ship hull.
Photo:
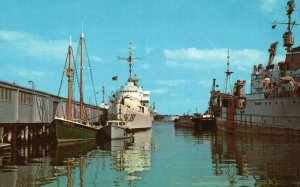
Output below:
[51,118,99,143]
[192,117,216,131]
[215,97,300,135]
[101,124,133,140]
[174,118,194,128]
[108,104,153,132]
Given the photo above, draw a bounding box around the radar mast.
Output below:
[272,0,299,51]
[224,49,233,94]
[118,43,142,82]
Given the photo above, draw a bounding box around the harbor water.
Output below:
[1,122,300,186]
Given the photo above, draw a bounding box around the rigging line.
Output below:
[74,41,81,97]
[83,38,98,106]
[57,50,69,96]
[71,47,79,101]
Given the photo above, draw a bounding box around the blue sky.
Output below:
[0,0,296,114]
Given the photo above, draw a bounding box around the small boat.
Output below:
[192,82,216,132]
[100,120,133,140]
[174,114,194,128]
[192,114,216,131]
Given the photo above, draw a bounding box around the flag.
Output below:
[112,76,118,81]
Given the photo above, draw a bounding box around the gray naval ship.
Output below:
[211,0,300,135]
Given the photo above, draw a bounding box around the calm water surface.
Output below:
[1,122,300,186]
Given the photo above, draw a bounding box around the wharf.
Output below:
[0,80,105,124]
[0,80,107,143]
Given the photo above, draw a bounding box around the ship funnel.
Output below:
[233,80,246,109]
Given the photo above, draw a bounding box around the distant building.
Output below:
[154,114,179,122]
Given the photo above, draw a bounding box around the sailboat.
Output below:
[51,33,100,143]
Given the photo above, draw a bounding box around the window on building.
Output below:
[19,91,32,105]
[0,87,12,102]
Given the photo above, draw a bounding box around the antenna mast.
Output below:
[118,43,141,82]
[272,0,299,51]
[224,50,233,94]
[102,85,105,104]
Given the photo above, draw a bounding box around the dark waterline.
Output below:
[1,122,300,186]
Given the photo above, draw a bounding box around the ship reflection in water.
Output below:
[98,130,152,183]
[1,123,300,186]
[0,129,153,187]
[212,131,300,186]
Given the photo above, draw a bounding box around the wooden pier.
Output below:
[0,123,51,143]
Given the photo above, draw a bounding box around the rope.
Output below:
[84,38,98,106]
[57,50,69,96]
[58,37,98,109]
[74,43,81,96]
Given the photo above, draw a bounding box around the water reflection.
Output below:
[2,123,299,186]
[52,130,152,186]
[99,130,152,183]
[212,131,300,186]
[0,140,54,186]
[0,129,153,186]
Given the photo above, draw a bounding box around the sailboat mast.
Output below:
[80,32,84,121]
[66,38,73,120]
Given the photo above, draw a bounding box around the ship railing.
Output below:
[221,111,300,128]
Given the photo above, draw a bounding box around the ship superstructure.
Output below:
[211,0,300,135]
[108,44,153,131]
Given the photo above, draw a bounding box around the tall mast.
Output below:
[79,32,84,121]
[66,37,73,120]
[118,43,141,82]
[224,49,233,94]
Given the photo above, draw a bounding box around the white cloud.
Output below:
[141,62,150,69]
[0,30,67,61]
[89,55,104,63]
[0,30,31,41]
[145,47,153,54]
[151,88,169,95]
[15,67,45,78]
[0,30,103,63]
[197,80,212,87]
[156,79,188,87]
[164,48,269,72]
[260,0,280,12]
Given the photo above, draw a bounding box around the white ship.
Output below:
[211,1,300,135]
[108,44,154,131]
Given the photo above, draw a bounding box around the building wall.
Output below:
[0,81,104,124]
